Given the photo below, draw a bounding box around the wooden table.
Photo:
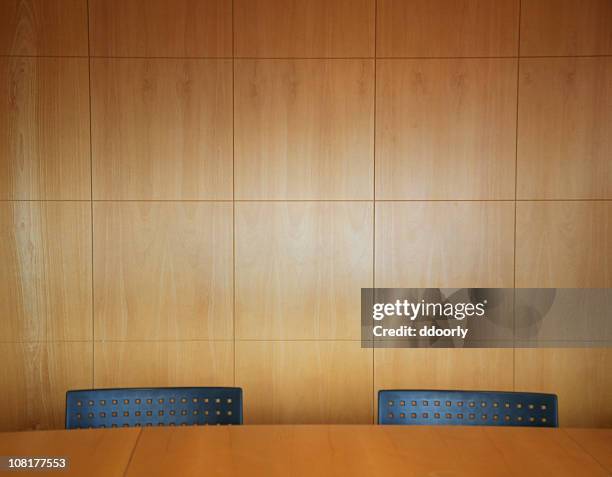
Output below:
[0,427,140,476]
[565,428,612,474]
[1,426,610,476]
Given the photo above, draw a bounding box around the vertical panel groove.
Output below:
[372,0,377,424]
[86,0,95,390]
[232,0,236,387]
[513,0,523,392]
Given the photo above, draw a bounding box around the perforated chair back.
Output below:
[66,387,242,429]
[378,390,557,427]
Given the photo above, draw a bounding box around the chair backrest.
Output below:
[66,387,242,429]
[378,390,557,427]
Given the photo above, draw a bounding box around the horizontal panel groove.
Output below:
[235,339,368,342]
[0,55,90,59]
[520,55,612,59]
[0,200,94,202]
[92,200,234,203]
[515,199,612,202]
[90,56,234,60]
[92,340,236,343]
[0,340,93,344]
[2,200,611,203]
[94,57,378,60]
[376,199,612,203]
[89,57,235,61]
[376,56,519,59]
[233,57,376,60]
[2,55,611,59]
[374,200,516,203]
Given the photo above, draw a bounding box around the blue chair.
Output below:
[66,387,242,429]
[378,390,557,427]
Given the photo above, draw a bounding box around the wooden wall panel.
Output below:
[375,349,514,396]
[235,60,374,200]
[93,202,233,340]
[89,0,232,57]
[91,58,232,200]
[0,202,92,342]
[0,57,90,200]
[376,59,517,200]
[375,202,515,288]
[516,202,612,288]
[518,58,611,200]
[516,349,612,427]
[235,341,372,424]
[377,0,519,57]
[0,342,92,431]
[94,341,233,388]
[0,0,87,56]
[0,0,610,432]
[520,0,612,56]
[234,0,375,58]
[236,202,372,340]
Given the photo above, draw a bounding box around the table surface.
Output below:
[1,426,610,476]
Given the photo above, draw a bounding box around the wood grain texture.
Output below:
[516,349,612,427]
[0,342,92,431]
[235,341,373,424]
[125,426,609,477]
[376,59,517,200]
[375,202,515,288]
[0,0,88,56]
[0,202,92,341]
[482,427,609,476]
[520,0,612,56]
[94,341,233,389]
[377,0,519,57]
[375,349,514,397]
[93,202,233,340]
[517,58,612,200]
[0,428,140,476]
[89,0,232,57]
[235,202,372,340]
[235,60,374,200]
[0,57,90,200]
[516,202,612,288]
[234,0,375,58]
[565,429,612,472]
[91,58,232,200]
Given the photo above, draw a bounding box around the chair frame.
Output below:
[378,389,558,427]
[66,387,243,429]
